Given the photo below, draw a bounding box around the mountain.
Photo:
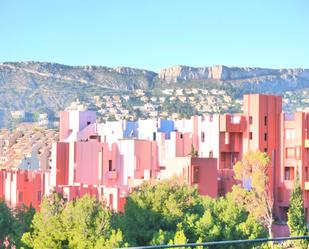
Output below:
[0,61,156,113]
[157,65,309,92]
[1,61,309,127]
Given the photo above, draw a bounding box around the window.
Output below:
[108,160,113,171]
[38,191,41,202]
[285,128,295,140]
[264,148,268,153]
[192,166,199,183]
[264,116,268,126]
[180,134,183,139]
[249,116,253,125]
[153,132,156,141]
[284,167,295,180]
[305,167,308,181]
[201,132,205,142]
[87,121,91,126]
[286,147,295,158]
[209,115,213,122]
[209,151,213,158]
[249,132,253,140]
[264,133,268,141]
[284,167,290,180]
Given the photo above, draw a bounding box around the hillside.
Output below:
[0,61,156,110]
[1,61,309,127]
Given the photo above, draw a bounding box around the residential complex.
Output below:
[1,93,309,227]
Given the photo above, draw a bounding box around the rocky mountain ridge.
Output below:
[158,65,309,83]
[1,61,309,127]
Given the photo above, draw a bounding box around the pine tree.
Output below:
[287,174,308,249]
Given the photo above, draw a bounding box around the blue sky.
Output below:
[1,0,308,72]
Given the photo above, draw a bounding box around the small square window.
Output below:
[209,151,213,158]
[249,116,253,125]
[108,160,113,171]
[249,132,253,140]
[264,133,268,141]
[201,132,205,142]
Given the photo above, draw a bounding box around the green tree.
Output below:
[0,201,14,248]
[150,229,174,245]
[193,193,266,248]
[61,195,123,249]
[0,202,35,248]
[118,177,265,247]
[22,193,125,249]
[119,177,204,246]
[11,204,35,248]
[168,224,188,249]
[234,150,274,248]
[22,192,67,248]
[287,174,308,249]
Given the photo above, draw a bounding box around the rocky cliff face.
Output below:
[158,65,309,83]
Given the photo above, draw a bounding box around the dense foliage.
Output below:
[0,177,268,248]
[116,177,267,247]
[0,202,35,249]
[22,193,125,249]
[287,174,308,249]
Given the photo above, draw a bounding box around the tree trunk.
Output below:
[268,224,274,249]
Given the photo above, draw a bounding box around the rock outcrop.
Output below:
[158,65,309,83]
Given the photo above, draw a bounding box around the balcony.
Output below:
[219,114,245,133]
[305,139,309,148]
[107,171,117,180]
